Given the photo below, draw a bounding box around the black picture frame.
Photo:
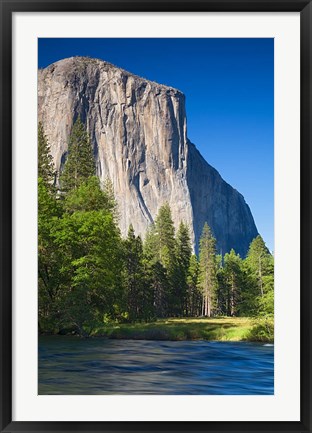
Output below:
[1,1,311,432]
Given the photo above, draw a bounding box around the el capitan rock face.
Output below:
[38,56,258,256]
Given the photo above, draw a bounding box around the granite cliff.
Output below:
[38,56,258,256]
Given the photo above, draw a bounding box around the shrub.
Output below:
[247,317,274,342]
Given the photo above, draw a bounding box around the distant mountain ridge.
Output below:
[38,56,258,256]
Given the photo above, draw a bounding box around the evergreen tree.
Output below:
[216,254,227,316]
[39,166,124,336]
[258,270,274,317]
[242,235,274,316]
[187,254,201,316]
[64,176,108,213]
[103,177,119,221]
[223,249,243,316]
[38,122,55,187]
[245,235,271,298]
[60,117,95,192]
[154,203,176,267]
[198,223,217,317]
[145,260,167,318]
[176,222,192,315]
[53,181,123,336]
[143,225,169,317]
[124,225,147,321]
[154,203,179,316]
[38,177,65,332]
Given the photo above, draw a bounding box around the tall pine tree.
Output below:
[176,222,192,315]
[154,203,179,316]
[198,223,217,317]
[143,223,170,317]
[244,235,274,316]
[124,225,146,321]
[187,254,201,316]
[60,117,95,192]
[223,249,243,316]
[245,236,271,297]
[52,182,123,336]
[154,203,176,266]
[103,177,119,221]
[38,122,55,187]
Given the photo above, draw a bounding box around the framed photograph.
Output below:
[1,1,311,432]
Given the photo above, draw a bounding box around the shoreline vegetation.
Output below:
[38,119,274,342]
[40,317,274,343]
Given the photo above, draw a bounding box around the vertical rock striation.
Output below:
[38,56,258,256]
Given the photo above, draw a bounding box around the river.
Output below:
[39,337,274,395]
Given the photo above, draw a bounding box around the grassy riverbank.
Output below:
[91,317,274,342]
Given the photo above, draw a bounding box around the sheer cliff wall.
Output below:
[38,57,258,256]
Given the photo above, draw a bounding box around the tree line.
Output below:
[38,119,274,336]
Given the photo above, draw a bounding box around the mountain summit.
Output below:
[38,56,258,256]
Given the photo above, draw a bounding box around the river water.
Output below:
[38,337,274,395]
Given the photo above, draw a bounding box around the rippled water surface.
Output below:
[39,337,274,395]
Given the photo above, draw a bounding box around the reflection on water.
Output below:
[38,337,274,395]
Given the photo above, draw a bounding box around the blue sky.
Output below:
[38,38,274,252]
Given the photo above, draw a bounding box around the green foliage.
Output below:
[246,235,271,274]
[38,120,125,335]
[144,203,180,317]
[142,206,194,318]
[187,255,201,316]
[147,260,169,318]
[38,122,55,187]
[247,317,274,342]
[143,224,169,317]
[38,177,64,332]
[176,222,192,270]
[176,222,192,315]
[103,177,119,221]
[243,235,274,316]
[64,176,110,213]
[123,225,154,321]
[154,202,176,269]
[53,177,124,333]
[143,224,158,264]
[60,117,95,192]
[38,116,274,334]
[258,287,274,317]
[199,223,217,317]
[52,206,123,335]
[223,249,243,316]
[215,254,226,315]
